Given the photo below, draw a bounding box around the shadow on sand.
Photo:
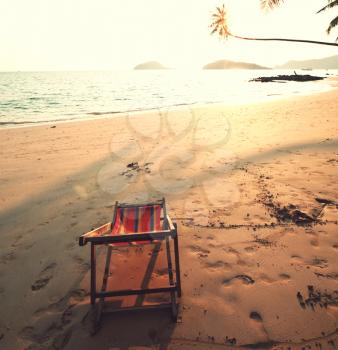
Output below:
[0,137,337,349]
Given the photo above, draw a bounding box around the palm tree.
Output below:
[261,0,338,41]
[210,3,338,47]
[317,0,338,41]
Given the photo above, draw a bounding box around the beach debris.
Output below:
[50,125,56,128]
[224,336,237,345]
[315,272,338,279]
[120,162,153,177]
[315,197,337,207]
[266,201,315,225]
[207,335,215,342]
[297,287,337,310]
[311,258,328,269]
[250,74,324,83]
[253,235,274,246]
[258,178,317,225]
[127,162,138,169]
[297,291,306,309]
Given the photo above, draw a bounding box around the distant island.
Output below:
[134,61,167,70]
[203,59,269,70]
[277,55,338,70]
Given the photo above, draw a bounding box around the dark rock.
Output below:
[250,74,324,83]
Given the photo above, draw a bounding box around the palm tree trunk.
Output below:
[231,34,338,47]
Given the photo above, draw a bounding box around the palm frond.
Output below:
[260,0,284,11]
[317,0,338,14]
[327,15,338,33]
[209,4,230,39]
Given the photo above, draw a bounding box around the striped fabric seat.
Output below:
[110,204,162,246]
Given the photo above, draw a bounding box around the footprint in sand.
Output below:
[310,239,319,247]
[65,242,76,251]
[204,260,231,270]
[244,245,258,253]
[154,267,169,278]
[237,259,253,267]
[53,329,73,350]
[11,235,23,248]
[19,326,35,340]
[311,257,328,269]
[189,245,210,258]
[72,256,90,271]
[290,255,304,265]
[20,323,72,349]
[250,311,263,322]
[31,263,57,291]
[34,288,87,318]
[279,273,291,280]
[260,274,275,283]
[223,274,255,286]
[0,251,16,264]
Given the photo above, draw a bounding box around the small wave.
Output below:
[0,120,38,126]
[0,116,84,127]
[87,111,122,116]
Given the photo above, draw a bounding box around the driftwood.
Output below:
[250,74,324,83]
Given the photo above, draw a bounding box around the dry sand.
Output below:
[0,87,337,349]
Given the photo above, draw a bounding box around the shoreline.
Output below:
[0,75,336,130]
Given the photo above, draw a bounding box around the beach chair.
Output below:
[79,198,181,323]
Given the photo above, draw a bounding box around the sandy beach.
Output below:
[0,87,337,349]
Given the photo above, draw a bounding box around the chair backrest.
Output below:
[111,199,165,234]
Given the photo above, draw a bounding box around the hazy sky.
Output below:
[1,0,337,71]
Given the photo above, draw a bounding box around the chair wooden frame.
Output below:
[79,198,182,323]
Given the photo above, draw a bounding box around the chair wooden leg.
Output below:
[173,223,182,297]
[90,243,96,305]
[96,245,113,326]
[165,236,177,321]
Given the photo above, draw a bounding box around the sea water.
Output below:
[0,69,335,127]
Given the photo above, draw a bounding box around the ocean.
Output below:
[0,69,335,128]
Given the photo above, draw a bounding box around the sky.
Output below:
[0,0,337,71]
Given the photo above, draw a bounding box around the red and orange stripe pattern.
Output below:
[110,204,162,246]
